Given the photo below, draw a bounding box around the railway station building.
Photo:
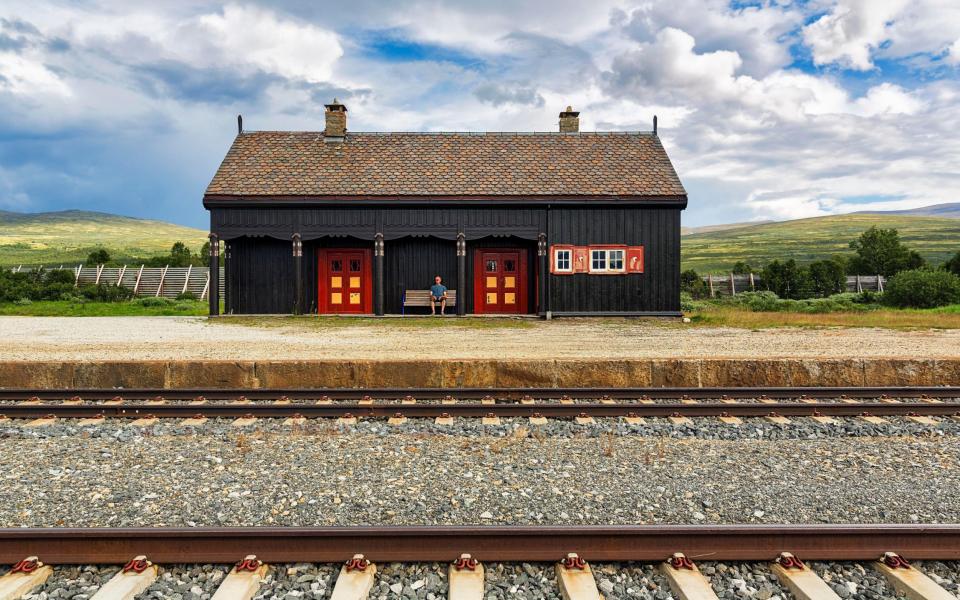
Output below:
[203,102,687,317]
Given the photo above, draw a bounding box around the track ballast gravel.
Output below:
[1,419,958,528]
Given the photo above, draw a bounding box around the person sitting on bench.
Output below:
[430,275,448,315]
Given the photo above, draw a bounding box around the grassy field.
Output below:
[0,210,207,267]
[681,213,960,272]
[686,303,960,329]
[0,300,209,316]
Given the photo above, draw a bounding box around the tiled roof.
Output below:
[204,131,686,199]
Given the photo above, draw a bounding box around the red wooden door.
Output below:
[317,249,372,314]
[474,250,526,314]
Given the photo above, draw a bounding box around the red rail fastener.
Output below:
[577,412,589,419]
[560,395,572,403]
[776,552,805,570]
[235,555,262,572]
[153,396,165,403]
[112,396,124,403]
[70,396,82,403]
[561,554,587,570]
[345,555,370,572]
[443,395,456,403]
[122,556,152,573]
[319,395,332,403]
[403,395,415,403]
[627,412,639,418]
[668,553,695,570]
[532,412,544,419]
[28,396,40,403]
[439,412,451,419]
[11,557,42,573]
[881,552,911,569]
[194,396,206,403]
[393,412,405,419]
[452,554,478,571]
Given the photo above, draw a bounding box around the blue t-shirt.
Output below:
[430,283,447,298]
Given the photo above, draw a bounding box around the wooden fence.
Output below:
[8,264,224,300]
[701,273,886,297]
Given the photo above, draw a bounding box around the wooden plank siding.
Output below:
[214,206,681,315]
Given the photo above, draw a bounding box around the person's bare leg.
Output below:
[440,298,446,315]
[431,299,436,315]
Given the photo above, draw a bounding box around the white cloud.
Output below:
[803,0,960,70]
[186,4,342,82]
[803,0,909,70]
[948,39,960,64]
[0,52,71,96]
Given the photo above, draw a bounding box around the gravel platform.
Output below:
[1,421,958,527]
[5,316,960,361]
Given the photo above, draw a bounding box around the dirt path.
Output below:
[1,316,958,360]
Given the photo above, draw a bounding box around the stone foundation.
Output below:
[0,358,958,389]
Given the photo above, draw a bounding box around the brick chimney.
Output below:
[559,106,579,133]
[324,98,347,140]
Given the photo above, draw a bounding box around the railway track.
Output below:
[1,389,958,422]
[1,525,958,600]
[0,385,956,402]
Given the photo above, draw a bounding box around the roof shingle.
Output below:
[204,131,686,199]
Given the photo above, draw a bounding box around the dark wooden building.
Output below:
[203,102,687,317]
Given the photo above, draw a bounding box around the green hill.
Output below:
[0,210,208,266]
[681,213,960,273]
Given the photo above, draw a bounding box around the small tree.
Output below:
[808,257,846,297]
[169,242,193,267]
[848,226,925,276]
[86,248,111,265]
[944,251,960,276]
[731,261,754,275]
[760,259,812,299]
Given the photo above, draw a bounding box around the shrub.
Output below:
[680,269,708,299]
[176,291,197,301]
[944,251,960,276]
[78,284,133,302]
[136,297,174,307]
[44,269,76,286]
[883,269,960,308]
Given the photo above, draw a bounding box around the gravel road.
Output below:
[1,420,957,528]
[2,316,958,360]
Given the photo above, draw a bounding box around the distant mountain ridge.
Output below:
[855,202,960,219]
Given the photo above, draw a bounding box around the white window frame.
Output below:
[589,248,626,274]
[554,248,572,273]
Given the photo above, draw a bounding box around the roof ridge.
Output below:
[240,130,656,136]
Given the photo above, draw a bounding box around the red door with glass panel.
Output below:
[317,249,372,314]
[474,250,527,314]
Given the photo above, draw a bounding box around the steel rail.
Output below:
[1,525,959,564]
[1,401,959,419]
[0,386,957,402]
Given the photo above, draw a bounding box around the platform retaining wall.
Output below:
[0,359,958,389]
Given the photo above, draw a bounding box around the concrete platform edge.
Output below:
[0,359,958,389]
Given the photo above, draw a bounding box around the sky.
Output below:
[0,1,959,229]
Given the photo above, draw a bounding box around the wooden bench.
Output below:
[402,289,457,315]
